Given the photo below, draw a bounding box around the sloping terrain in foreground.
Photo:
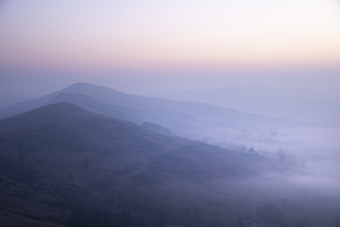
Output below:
[0,102,278,226]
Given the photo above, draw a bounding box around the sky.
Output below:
[0,0,340,99]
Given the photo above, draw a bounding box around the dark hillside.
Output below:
[0,102,276,226]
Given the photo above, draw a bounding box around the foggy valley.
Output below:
[0,83,339,226]
[1,0,340,226]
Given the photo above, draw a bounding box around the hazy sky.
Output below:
[0,0,340,98]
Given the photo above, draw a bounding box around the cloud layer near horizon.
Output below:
[0,0,340,72]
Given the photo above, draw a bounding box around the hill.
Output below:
[0,83,299,147]
[0,102,275,226]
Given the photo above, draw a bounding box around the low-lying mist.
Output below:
[0,82,339,226]
[165,97,340,226]
[186,118,340,190]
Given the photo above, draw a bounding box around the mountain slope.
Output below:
[0,83,297,145]
[0,102,275,226]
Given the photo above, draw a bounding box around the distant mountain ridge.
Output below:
[0,83,298,144]
[148,86,340,126]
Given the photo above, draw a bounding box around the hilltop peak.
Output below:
[37,101,84,112]
[65,82,101,89]
[6,102,89,121]
[63,82,124,95]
